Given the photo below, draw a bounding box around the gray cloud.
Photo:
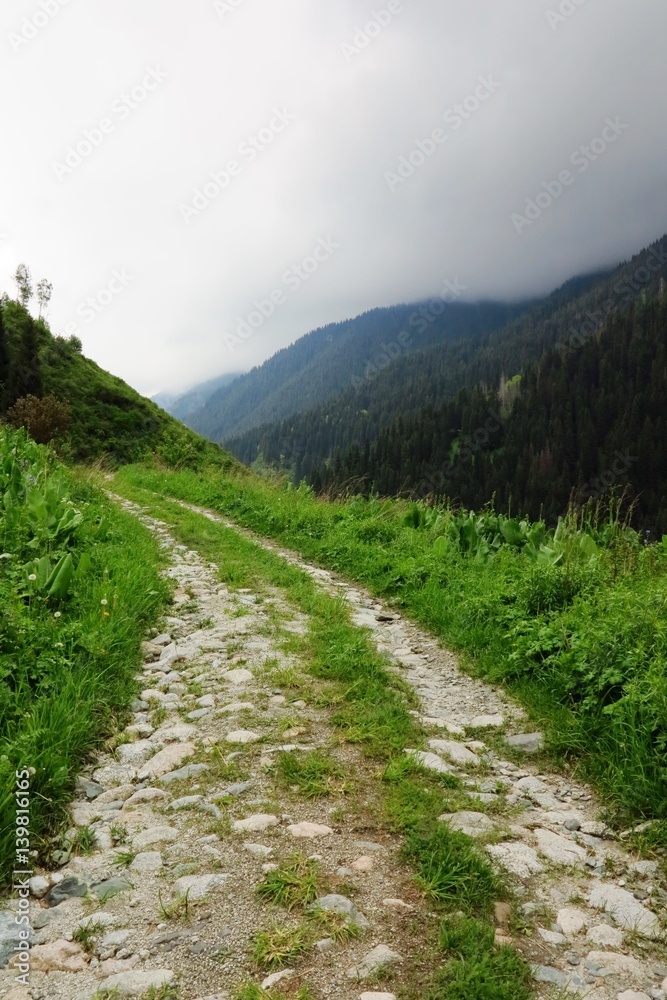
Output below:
[0,0,664,394]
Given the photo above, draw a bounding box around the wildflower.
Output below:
[103,612,110,617]
[28,574,37,581]
[54,612,61,619]
[100,599,108,606]
[55,642,64,648]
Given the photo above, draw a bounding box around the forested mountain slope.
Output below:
[225,235,667,480]
[319,294,667,532]
[186,300,527,442]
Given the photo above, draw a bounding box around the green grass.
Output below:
[256,854,325,910]
[251,920,309,970]
[275,748,347,798]
[72,919,105,954]
[114,462,667,828]
[431,916,532,1000]
[0,429,169,886]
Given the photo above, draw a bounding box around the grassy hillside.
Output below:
[0,298,235,470]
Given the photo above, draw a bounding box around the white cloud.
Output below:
[0,0,664,395]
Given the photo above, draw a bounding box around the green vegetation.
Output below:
[251,920,309,970]
[322,295,667,534]
[116,463,667,827]
[275,748,347,798]
[431,916,532,1000]
[0,427,169,885]
[0,294,234,468]
[256,854,325,910]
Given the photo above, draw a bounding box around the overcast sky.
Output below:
[1,0,665,395]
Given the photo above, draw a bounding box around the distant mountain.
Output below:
[224,234,667,481]
[153,372,242,424]
[184,301,530,444]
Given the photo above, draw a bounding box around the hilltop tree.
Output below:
[36,279,53,319]
[13,264,33,309]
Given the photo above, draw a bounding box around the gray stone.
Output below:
[91,876,133,900]
[486,842,545,879]
[515,776,548,795]
[347,944,402,980]
[138,742,196,780]
[470,714,504,728]
[564,818,581,831]
[428,739,480,766]
[438,811,496,837]
[168,795,203,811]
[173,874,231,900]
[78,778,105,800]
[531,965,581,987]
[535,828,587,866]
[130,852,163,873]
[538,928,567,945]
[233,814,280,833]
[47,876,89,906]
[133,826,179,850]
[98,968,174,996]
[158,763,210,784]
[226,729,261,744]
[310,894,370,929]
[220,781,254,798]
[93,762,138,787]
[117,740,158,767]
[405,749,455,775]
[506,732,544,753]
[588,884,661,938]
[29,876,50,899]
[0,909,33,968]
[243,843,274,857]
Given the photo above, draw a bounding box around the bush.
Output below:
[8,393,71,444]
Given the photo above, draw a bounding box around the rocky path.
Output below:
[1,495,666,1000]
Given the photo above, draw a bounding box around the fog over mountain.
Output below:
[0,0,664,394]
